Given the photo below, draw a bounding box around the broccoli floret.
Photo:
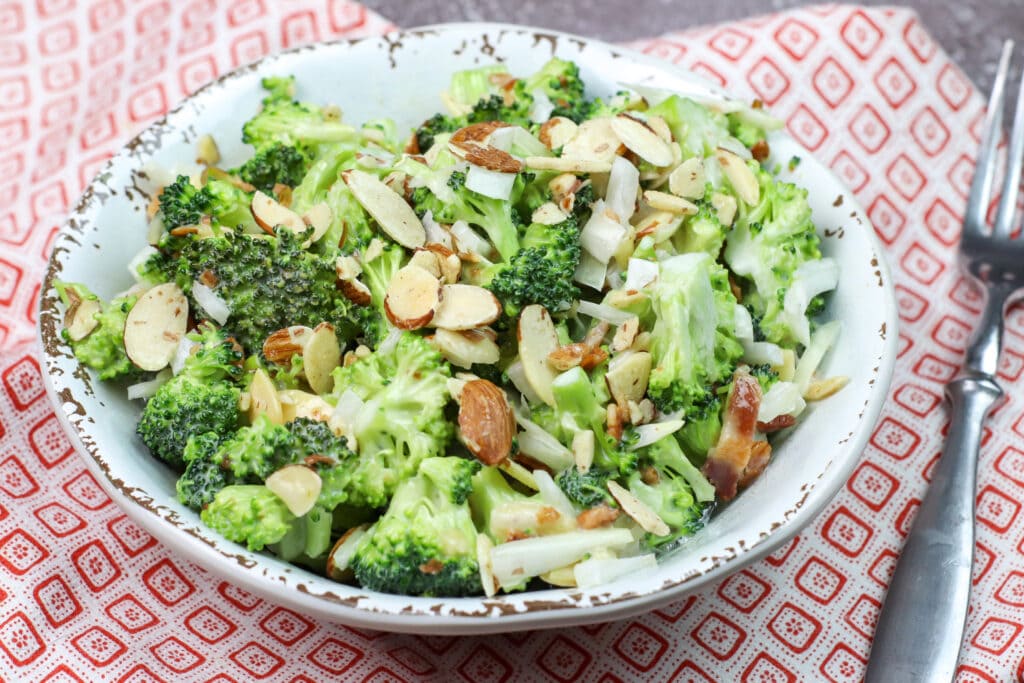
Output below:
[723,163,831,347]
[158,176,257,233]
[418,170,525,260]
[514,58,590,123]
[355,243,406,347]
[673,198,725,257]
[727,112,767,149]
[218,415,297,481]
[242,80,358,153]
[556,465,616,508]
[629,435,714,550]
[647,253,742,414]
[201,484,295,551]
[321,179,374,254]
[749,363,780,393]
[646,95,733,159]
[259,75,296,105]
[351,457,482,596]
[287,417,387,510]
[414,112,463,154]
[177,431,232,510]
[54,281,138,380]
[675,393,722,462]
[288,143,358,215]
[234,144,309,193]
[158,175,207,229]
[166,227,365,353]
[329,333,454,503]
[136,325,242,469]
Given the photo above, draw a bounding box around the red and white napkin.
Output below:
[2,2,1020,680]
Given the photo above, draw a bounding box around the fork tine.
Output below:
[994,65,1024,238]
[965,40,1014,235]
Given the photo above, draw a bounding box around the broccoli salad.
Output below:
[56,59,846,598]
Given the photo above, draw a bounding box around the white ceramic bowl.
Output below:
[39,23,898,634]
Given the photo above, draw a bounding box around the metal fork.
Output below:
[866,41,1024,682]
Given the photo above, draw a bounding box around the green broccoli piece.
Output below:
[646,95,733,159]
[201,484,296,551]
[217,415,297,481]
[514,58,590,123]
[158,176,257,233]
[414,112,462,154]
[675,393,722,462]
[259,75,296,105]
[234,144,309,193]
[351,457,482,596]
[136,324,242,469]
[177,431,232,510]
[287,417,388,510]
[647,253,742,414]
[727,111,767,149]
[556,465,616,508]
[242,78,358,154]
[355,242,406,347]
[54,281,138,380]
[673,197,725,257]
[329,333,454,503]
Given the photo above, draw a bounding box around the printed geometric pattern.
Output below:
[1,2,1019,680]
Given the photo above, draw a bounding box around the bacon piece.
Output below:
[577,505,620,529]
[737,441,772,489]
[701,368,762,501]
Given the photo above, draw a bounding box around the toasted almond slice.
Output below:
[432,328,501,369]
[251,190,305,236]
[531,201,568,225]
[524,156,613,173]
[409,249,442,278]
[477,533,498,597]
[606,403,625,441]
[327,524,370,581]
[458,379,515,465]
[610,114,674,167]
[461,146,523,173]
[548,173,580,202]
[668,157,706,199]
[518,304,560,406]
[449,121,511,150]
[362,238,384,264]
[643,190,699,215]
[273,183,293,208]
[538,116,579,150]
[572,430,595,473]
[279,389,333,423]
[430,284,501,330]
[647,115,672,143]
[384,265,443,330]
[337,278,372,306]
[65,296,101,342]
[611,316,640,352]
[605,351,652,406]
[304,323,340,395]
[804,375,849,401]
[547,344,585,372]
[422,243,460,283]
[716,148,760,206]
[342,169,426,248]
[248,368,284,425]
[562,117,622,162]
[711,192,738,226]
[576,504,620,529]
[195,134,220,165]
[540,566,578,588]
[632,331,652,352]
[608,480,670,536]
[266,464,322,517]
[301,202,332,248]
[633,210,683,241]
[123,283,188,371]
[262,325,314,363]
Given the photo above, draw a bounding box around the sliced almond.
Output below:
[461,147,522,173]
[804,375,849,401]
[342,169,426,248]
[524,156,613,174]
[273,183,293,208]
[646,116,672,143]
[266,464,322,517]
[195,134,220,166]
[337,278,372,306]
[539,566,578,588]
[251,190,305,236]
[572,430,595,473]
[279,389,333,423]
[605,351,652,406]
[610,114,674,167]
[611,317,640,352]
[477,533,498,597]
[248,368,284,425]
[409,249,442,278]
[123,283,188,371]
[432,328,500,369]
[458,379,515,465]
[632,331,652,352]
[606,403,625,441]
[449,121,510,150]
[608,480,670,536]
[303,323,340,395]
[711,192,738,226]
[262,325,314,363]
[384,265,442,330]
[561,117,622,163]
[532,201,568,226]
[517,304,560,406]
[633,210,683,241]
[643,190,699,215]
[548,173,580,202]
[65,295,101,342]
[301,202,332,247]
[668,157,705,199]
[538,116,578,150]
[430,284,501,330]
[423,244,461,284]
[547,343,608,372]
[576,504,620,529]
[327,524,370,581]
[715,148,760,206]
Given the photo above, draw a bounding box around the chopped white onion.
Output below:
[742,341,784,366]
[576,299,637,325]
[126,369,172,401]
[574,252,608,291]
[734,304,754,341]
[489,125,549,158]
[514,411,574,470]
[794,321,842,393]
[574,553,658,588]
[507,361,542,404]
[465,163,517,200]
[758,381,807,423]
[605,157,640,223]
[529,89,556,123]
[702,154,723,189]
[191,281,230,325]
[532,469,577,518]
[420,210,453,249]
[170,337,199,376]
[331,389,366,435]
[377,327,403,355]
[782,258,840,346]
[490,528,634,589]
[579,200,628,264]
[605,265,623,290]
[449,220,493,259]
[629,419,685,450]
[623,258,659,292]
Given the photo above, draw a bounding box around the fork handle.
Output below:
[865,375,1001,683]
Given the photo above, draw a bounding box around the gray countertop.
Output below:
[362,0,1023,94]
